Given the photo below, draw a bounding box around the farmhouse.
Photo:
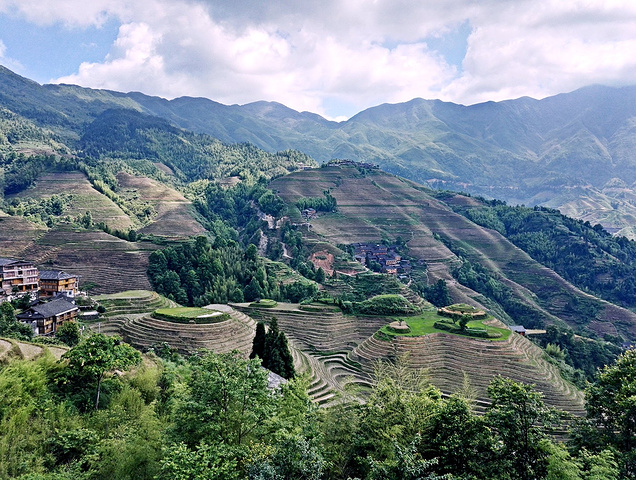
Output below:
[352,243,413,275]
[39,270,80,298]
[16,296,79,336]
[327,159,380,169]
[510,325,527,336]
[0,258,39,300]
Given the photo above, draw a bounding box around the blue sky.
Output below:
[1,0,636,120]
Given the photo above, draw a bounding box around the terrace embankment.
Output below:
[91,292,256,355]
[352,329,585,416]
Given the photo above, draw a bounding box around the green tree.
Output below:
[458,314,471,331]
[60,334,141,410]
[262,317,295,379]
[171,351,274,447]
[0,301,33,340]
[80,210,93,228]
[542,440,583,480]
[426,395,498,478]
[250,321,266,360]
[314,267,325,284]
[586,349,636,477]
[55,321,81,347]
[258,191,286,217]
[156,442,239,480]
[245,243,258,262]
[367,435,449,480]
[356,356,442,477]
[422,279,452,307]
[486,376,556,480]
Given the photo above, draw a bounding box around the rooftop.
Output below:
[39,270,78,281]
[17,297,78,319]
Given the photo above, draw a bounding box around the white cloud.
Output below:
[4,0,636,117]
[0,37,24,73]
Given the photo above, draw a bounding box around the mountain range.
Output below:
[2,65,636,235]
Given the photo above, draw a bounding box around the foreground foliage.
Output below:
[2,338,636,479]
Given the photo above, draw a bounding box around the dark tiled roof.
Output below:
[39,270,78,280]
[26,297,78,318]
[0,258,33,268]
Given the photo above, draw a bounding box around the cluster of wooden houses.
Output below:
[0,258,81,336]
[327,159,380,169]
[352,243,413,275]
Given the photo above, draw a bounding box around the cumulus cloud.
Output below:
[4,0,636,117]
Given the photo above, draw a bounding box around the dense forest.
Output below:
[147,236,317,306]
[449,198,636,308]
[1,334,635,480]
[80,109,316,184]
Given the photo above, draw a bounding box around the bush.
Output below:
[356,294,420,315]
[433,321,500,339]
[249,299,278,308]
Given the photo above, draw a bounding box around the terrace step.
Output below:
[352,331,585,416]
[92,305,257,356]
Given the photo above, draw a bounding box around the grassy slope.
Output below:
[0,168,210,293]
[9,172,134,231]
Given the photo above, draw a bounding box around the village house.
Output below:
[0,258,39,300]
[39,270,80,298]
[352,243,414,276]
[16,296,79,336]
[302,208,317,220]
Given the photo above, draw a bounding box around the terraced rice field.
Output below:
[8,172,134,231]
[85,292,586,414]
[116,172,206,239]
[0,338,67,361]
[26,228,158,294]
[0,211,47,257]
[235,301,585,415]
[92,292,256,355]
[351,328,585,415]
[272,165,636,340]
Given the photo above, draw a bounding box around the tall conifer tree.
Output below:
[250,322,266,360]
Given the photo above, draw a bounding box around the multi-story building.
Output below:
[16,296,79,335]
[0,258,39,300]
[39,270,80,298]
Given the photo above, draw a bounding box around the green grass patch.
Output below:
[377,310,511,341]
[152,307,229,324]
[249,299,278,308]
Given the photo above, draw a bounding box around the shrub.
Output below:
[433,321,500,339]
[356,294,420,315]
